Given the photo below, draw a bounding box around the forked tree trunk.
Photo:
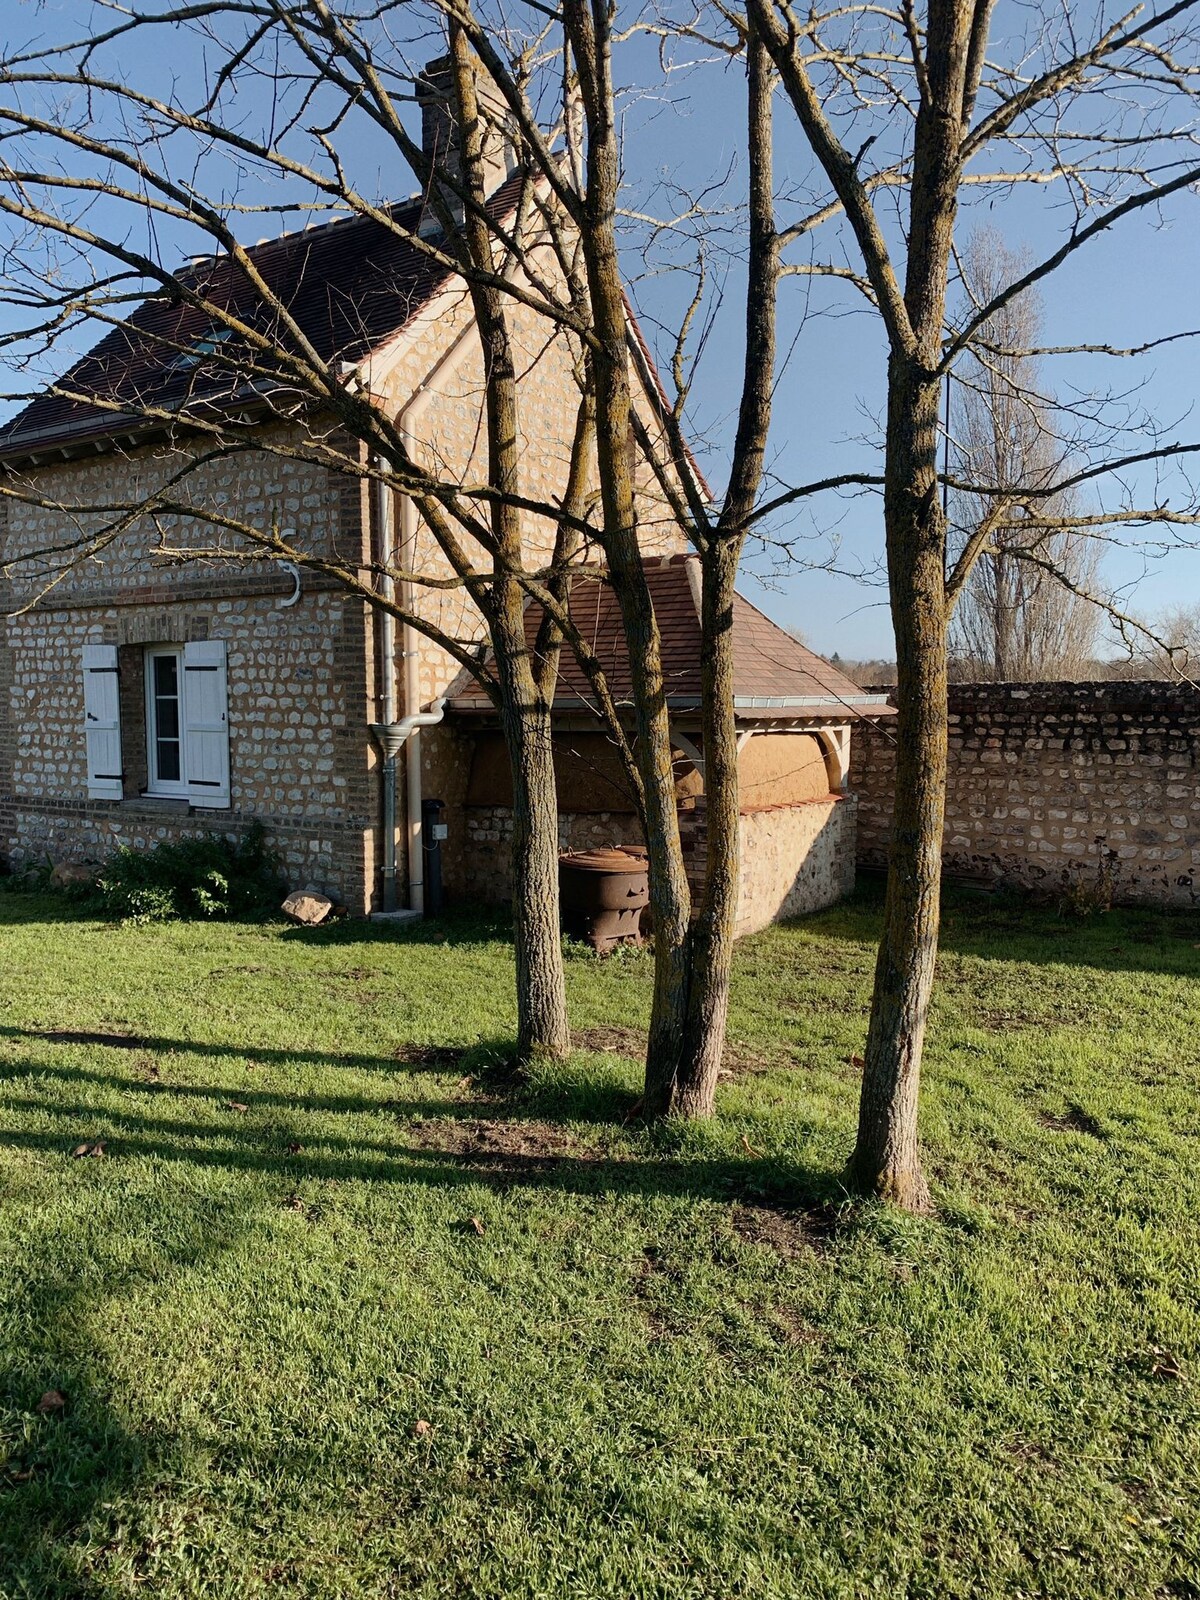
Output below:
[847,357,947,1212]
[565,3,779,1120]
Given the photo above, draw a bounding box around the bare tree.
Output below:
[0,19,637,1065]
[0,1,784,1117]
[949,233,1099,681]
[741,0,1200,1207]
[1122,602,1200,678]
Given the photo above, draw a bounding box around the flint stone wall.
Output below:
[0,430,378,910]
[850,681,1200,906]
[1,587,376,911]
[735,797,856,934]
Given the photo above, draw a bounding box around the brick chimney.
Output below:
[416,53,518,235]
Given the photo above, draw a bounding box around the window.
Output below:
[145,648,186,795]
[81,639,230,808]
[168,327,235,372]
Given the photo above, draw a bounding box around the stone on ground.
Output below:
[281,889,333,926]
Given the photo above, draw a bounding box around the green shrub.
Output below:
[95,824,285,924]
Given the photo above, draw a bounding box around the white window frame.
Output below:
[144,646,189,798]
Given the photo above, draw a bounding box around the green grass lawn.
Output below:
[1,883,1198,1599]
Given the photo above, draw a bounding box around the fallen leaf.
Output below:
[457,1075,473,1090]
[9,1469,34,1483]
[226,1101,250,1114]
[71,1142,91,1159]
[286,1141,303,1155]
[847,1054,865,1069]
[88,1141,106,1158]
[36,1390,65,1415]
[469,1215,486,1236]
[283,1193,307,1213]
[740,1134,763,1158]
[413,1419,432,1437]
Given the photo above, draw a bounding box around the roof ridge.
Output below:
[182,195,426,277]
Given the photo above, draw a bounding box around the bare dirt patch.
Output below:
[574,1025,645,1059]
[392,1042,466,1072]
[406,1116,595,1173]
[1039,1104,1105,1139]
[770,1305,827,1347]
[731,1202,835,1259]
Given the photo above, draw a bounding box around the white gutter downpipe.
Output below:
[370,468,403,911]
[370,465,446,916]
[368,313,477,914]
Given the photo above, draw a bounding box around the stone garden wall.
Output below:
[850,682,1200,907]
[735,797,857,934]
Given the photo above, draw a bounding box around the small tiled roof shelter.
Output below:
[447,555,894,933]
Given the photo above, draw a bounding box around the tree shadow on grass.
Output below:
[780,879,1200,980]
[0,1024,477,1082]
[0,1193,257,1597]
[0,1025,646,1127]
[0,1080,838,1223]
[1,1357,148,1597]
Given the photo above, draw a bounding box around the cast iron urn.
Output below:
[558,846,650,955]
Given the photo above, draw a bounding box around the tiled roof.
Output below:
[0,178,525,461]
[447,554,891,718]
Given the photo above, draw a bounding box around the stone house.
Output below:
[0,70,886,924]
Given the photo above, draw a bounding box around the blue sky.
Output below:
[3,2,1198,660]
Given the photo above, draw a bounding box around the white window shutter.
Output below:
[81,644,123,800]
[182,640,231,808]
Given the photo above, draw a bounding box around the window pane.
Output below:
[156,738,181,783]
[150,653,182,784]
[156,697,180,742]
[153,654,178,697]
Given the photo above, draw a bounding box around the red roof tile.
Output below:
[447,554,890,719]
[0,179,527,461]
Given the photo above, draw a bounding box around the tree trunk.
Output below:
[564,0,697,1106]
[847,356,946,1212]
[493,617,571,1063]
[562,3,783,1121]
[663,539,744,1117]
